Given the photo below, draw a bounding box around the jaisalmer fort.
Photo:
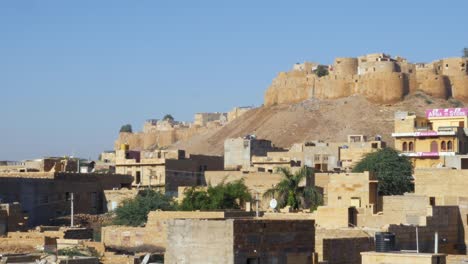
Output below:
[2,1,468,264]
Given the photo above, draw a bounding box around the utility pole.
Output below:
[70,193,74,228]
[255,192,259,218]
[416,226,419,253]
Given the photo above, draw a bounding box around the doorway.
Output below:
[430,141,438,152]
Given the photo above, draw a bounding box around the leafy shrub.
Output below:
[113,189,177,226]
[180,179,252,211]
[353,148,413,195]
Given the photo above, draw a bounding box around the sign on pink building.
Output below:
[415,152,439,157]
[426,108,468,118]
[414,131,438,137]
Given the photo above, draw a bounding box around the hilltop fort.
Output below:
[265,53,468,105]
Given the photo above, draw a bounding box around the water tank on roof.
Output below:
[375,232,396,252]
[120,144,129,151]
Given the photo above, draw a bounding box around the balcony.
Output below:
[414,126,431,132]
[400,152,456,157]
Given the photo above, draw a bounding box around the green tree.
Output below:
[180,179,252,211]
[352,148,413,195]
[263,167,323,211]
[463,48,468,58]
[119,124,133,133]
[163,114,174,121]
[314,65,329,77]
[113,189,176,226]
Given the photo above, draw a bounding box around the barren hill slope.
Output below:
[170,93,464,156]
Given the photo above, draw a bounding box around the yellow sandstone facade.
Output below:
[265,53,468,106]
[392,109,468,168]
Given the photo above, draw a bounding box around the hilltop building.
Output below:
[193,112,227,126]
[227,106,254,122]
[265,53,468,106]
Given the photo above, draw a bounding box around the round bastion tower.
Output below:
[333,58,358,76]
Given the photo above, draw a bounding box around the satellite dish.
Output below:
[269,198,277,209]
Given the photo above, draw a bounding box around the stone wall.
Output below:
[361,252,447,264]
[115,124,212,151]
[356,194,464,254]
[165,219,315,264]
[325,171,378,211]
[101,211,238,253]
[103,189,138,212]
[0,172,132,226]
[357,195,430,228]
[165,219,234,264]
[204,170,283,209]
[264,54,468,106]
[318,231,374,264]
[414,168,468,201]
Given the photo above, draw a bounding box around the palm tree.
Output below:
[263,166,323,211]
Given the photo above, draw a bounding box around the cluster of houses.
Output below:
[1,107,468,263]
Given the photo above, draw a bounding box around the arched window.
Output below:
[447,141,453,151]
[402,142,408,152]
[408,142,414,152]
[441,141,447,151]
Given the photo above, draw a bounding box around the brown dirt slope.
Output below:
[170,92,465,156]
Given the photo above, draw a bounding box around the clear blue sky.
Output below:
[1,0,467,160]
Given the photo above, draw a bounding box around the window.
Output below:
[247,258,259,264]
[447,141,453,151]
[441,141,447,151]
[39,195,49,204]
[91,192,97,209]
[409,142,414,152]
[136,171,141,184]
[402,142,408,152]
[314,155,320,162]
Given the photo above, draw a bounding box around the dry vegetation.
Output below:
[170,93,464,155]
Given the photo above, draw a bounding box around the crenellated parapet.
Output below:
[264,53,468,105]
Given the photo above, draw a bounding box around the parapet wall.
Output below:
[265,54,468,105]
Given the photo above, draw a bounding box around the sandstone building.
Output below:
[392,108,468,168]
[115,146,223,196]
[250,135,383,173]
[165,219,315,264]
[0,172,132,226]
[0,202,27,235]
[224,136,281,170]
[194,112,227,126]
[0,157,79,173]
[265,53,468,106]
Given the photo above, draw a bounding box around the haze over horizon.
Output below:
[1,0,468,161]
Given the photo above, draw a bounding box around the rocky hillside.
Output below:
[170,92,465,156]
